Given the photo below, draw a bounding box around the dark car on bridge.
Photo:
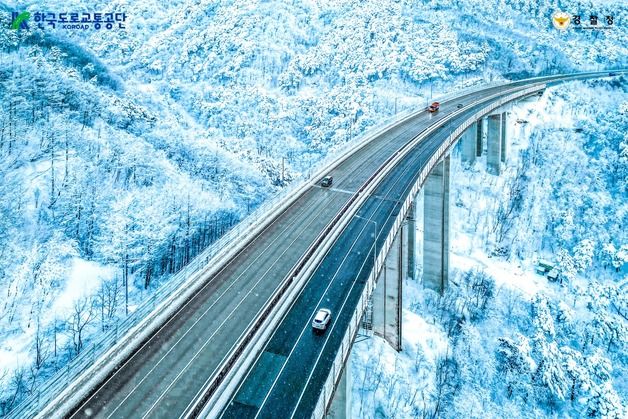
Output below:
[321,176,333,187]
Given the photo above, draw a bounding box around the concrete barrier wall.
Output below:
[311,84,545,419]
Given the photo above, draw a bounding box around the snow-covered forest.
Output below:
[0,0,626,415]
[351,81,627,418]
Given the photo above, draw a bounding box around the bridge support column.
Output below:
[461,122,478,164]
[406,201,416,281]
[501,112,508,163]
[327,354,352,418]
[476,118,485,157]
[487,113,502,175]
[423,155,450,293]
[372,223,404,352]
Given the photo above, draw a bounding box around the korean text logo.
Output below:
[11,11,127,31]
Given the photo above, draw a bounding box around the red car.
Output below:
[428,102,440,112]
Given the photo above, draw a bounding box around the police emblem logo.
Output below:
[552,11,571,30]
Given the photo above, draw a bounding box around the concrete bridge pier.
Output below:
[477,117,485,157]
[406,201,416,281]
[461,121,478,164]
[326,354,352,418]
[487,112,508,174]
[371,222,405,352]
[423,155,450,293]
[501,112,508,163]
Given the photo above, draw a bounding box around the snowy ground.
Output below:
[1,0,626,413]
[351,81,627,418]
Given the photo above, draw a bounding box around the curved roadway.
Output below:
[66,71,624,419]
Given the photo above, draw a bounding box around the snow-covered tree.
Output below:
[585,382,626,419]
[573,239,595,273]
[532,340,570,403]
[531,295,555,339]
[496,334,534,400]
[562,347,591,402]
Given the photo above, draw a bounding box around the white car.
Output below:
[312,308,332,331]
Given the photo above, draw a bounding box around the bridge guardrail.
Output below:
[310,84,546,418]
[200,82,546,417]
[12,70,622,419]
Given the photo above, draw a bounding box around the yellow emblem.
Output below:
[552,11,571,30]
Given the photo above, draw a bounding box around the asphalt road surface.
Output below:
[219,93,508,418]
[67,71,621,419]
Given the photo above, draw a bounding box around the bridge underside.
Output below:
[213,82,549,419]
[329,107,514,418]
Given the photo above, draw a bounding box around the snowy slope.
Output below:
[0,0,626,415]
[351,81,627,418]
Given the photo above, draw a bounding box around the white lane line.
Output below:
[181,115,435,418]
[233,118,421,417]
[288,105,467,417]
[289,221,377,418]
[257,120,436,417]
[312,185,356,195]
[256,203,395,418]
[138,203,333,419]
[72,189,319,418]
[288,132,427,416]
[251,217,373,419]
[104,194,330,419]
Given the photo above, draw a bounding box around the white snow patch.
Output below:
[52,258,114,314]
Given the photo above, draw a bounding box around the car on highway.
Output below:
[609,72,617,76]
[321,175,333,187]
[456,103,463,109]
[312,308,332,332]
[428,102,440,112]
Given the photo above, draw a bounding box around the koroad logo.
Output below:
[552,11,571,30]
[10,11,30,30]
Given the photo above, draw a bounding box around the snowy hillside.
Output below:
[0,0,626,415]
[351,81,627,418]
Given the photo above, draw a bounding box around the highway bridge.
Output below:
[12,70,625,419]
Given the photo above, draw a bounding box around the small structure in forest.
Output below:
[547,268,560,282]
[535,260,560,282]
[535,260,554,275]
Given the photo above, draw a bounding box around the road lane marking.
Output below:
[249,132,430,415]
[312,185,355,195]
[240,128,430,417]
[180,112,440,418]
[252,116,448,417]
[250,217,374,418]
[289,219,376,418]
[137,196,344,418]
[73,190,323,418]
[288,104,474,417]
[104,193,331,419]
